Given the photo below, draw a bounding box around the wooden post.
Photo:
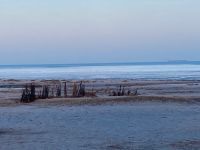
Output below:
[64,82,67,97]
[72,82,78,97]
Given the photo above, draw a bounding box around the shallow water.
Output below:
[0,102,200,150]
[0,63,200,80]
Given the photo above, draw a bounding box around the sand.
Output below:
[0,102,200,150]
[0,79,200,107]
[0,79,200,149]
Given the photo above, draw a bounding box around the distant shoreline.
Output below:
[1,60,200,67]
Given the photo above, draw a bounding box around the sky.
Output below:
[0,0,200,64]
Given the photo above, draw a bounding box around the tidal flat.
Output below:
[0,102,200,150]
[0,79,200,150]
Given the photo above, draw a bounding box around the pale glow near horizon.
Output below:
[0,0,200,64]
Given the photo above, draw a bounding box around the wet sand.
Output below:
[0,79,200,149]
[0,102,200,150]
[0,79,200,106]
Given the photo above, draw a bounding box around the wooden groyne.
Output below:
[20,81,138,103]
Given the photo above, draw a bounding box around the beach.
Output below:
[0,102,200,150]
[0,79,200,106]
[1,0,200,148]
[0,67,200,149]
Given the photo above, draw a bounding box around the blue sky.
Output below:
[0,0,200,64]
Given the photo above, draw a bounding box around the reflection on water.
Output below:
[0,102,200,150]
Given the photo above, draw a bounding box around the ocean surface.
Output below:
[0,62,200,80]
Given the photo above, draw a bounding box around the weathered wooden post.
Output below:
[72,82,78,97]
[118,85,122,96]
[64,82,67,97]
[78,81,85,97]
[42,85,49,99]
[21,89,26,102]
[30,83,36,101]
[56,83,61,97]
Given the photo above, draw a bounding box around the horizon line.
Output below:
[1,60,200,67]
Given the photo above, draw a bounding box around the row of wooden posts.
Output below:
[21,82,138,103]
[110,85,138,96]
[21,81,86,103]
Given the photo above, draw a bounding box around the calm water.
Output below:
[0,63,200,80]
[0,102,200,150]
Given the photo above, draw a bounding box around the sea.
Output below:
[0,61,200,80]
